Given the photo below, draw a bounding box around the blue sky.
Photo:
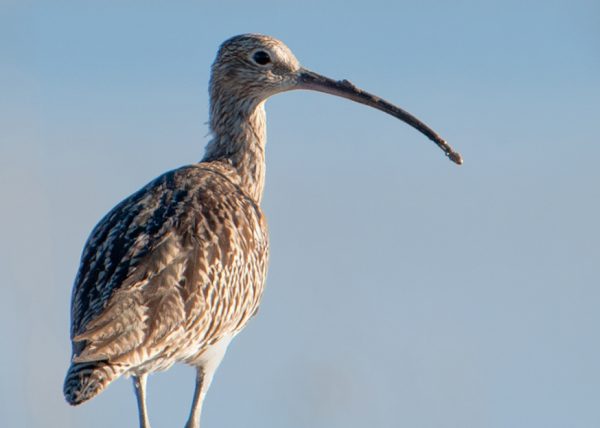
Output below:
[1,1,599,427]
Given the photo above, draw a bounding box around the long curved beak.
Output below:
[296,69,463,165]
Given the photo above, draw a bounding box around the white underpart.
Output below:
[195,332,234,388]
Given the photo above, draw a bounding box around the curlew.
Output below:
[63,34,462,428]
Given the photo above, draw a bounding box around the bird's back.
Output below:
[64,162,269,405]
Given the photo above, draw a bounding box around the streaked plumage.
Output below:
[64,164,267,398]
[64,34,461,428]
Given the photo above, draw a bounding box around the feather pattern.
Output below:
[67,162,268,382]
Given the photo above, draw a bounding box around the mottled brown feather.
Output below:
[70,163,268,370]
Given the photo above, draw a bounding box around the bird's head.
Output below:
[210,34,462,165]
[210,34,302,102]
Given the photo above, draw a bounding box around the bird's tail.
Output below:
[63,361,126,405]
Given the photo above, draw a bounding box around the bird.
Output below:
[63,33,462,428]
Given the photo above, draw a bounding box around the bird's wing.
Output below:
[69,165,268,365]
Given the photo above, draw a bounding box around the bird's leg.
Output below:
[133,374,151,428]
[185,368,206,428]
[185,336,232,428]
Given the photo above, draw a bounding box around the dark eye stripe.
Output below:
[253,51,271,65]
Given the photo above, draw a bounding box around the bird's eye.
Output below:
[252,51,271,66]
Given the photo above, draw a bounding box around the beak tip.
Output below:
[448,151,463,165]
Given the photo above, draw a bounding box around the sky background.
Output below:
[1,1,599,427]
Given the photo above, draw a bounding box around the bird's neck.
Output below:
[203,98,267,203]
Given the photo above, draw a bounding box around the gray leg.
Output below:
[185,368,206,428]
[185,335,233,428]
[133,374,151,428]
